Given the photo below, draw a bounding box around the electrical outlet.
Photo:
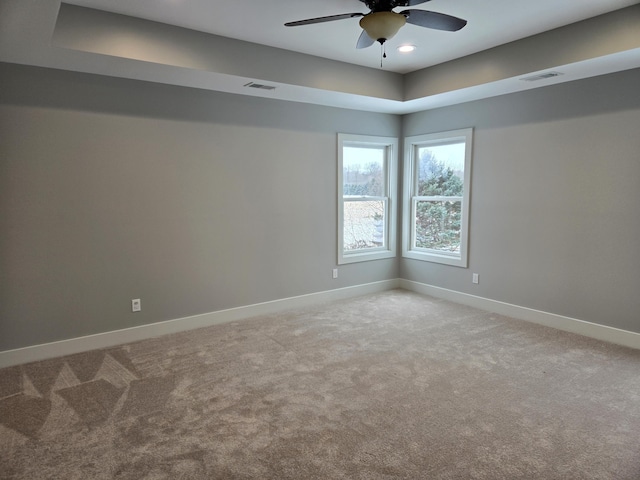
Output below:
[131,298,141,312]
[332,268,338,279]
[472,273,479,284]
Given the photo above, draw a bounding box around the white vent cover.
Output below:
[244,82,276,91]
[520,71,564,82]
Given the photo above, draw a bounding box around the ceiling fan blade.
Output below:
[285,13,364,27]
[356,30,375,49]
[399,0,431,6]
[401,9,467,31]
[363,0,431,6]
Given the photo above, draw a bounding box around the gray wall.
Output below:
[0,63,400,351]
[402,68,640,333]
[52,3,404,102]
[404,4,640,101]
[2,62,639,352]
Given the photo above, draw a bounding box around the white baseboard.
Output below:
[400,279,640,350]
[0,279,400,368]
[3,278,638,369]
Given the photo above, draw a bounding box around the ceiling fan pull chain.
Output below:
[379,43,388,68]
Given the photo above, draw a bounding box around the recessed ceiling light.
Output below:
[397,45,416,53]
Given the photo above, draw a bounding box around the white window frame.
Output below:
[338,133,398,265]
[402,128,473,267]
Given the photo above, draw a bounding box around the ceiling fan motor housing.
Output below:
[359,11,407,44]
[360,0,411,10]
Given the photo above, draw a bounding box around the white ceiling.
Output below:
[64,0,639,74]
[1,0,640,114]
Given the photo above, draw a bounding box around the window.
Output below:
[338,134,398,264]
[403,129,473,267]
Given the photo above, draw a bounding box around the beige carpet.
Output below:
[1,290,640,479]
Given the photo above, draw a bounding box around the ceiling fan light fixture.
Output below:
[359,11,406,44]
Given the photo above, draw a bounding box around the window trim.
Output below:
[338,133,398,265]
[402,128,473,267]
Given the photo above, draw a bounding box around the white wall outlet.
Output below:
[472,273,479,284]
[332,268,338,279]
[131,298,141,312]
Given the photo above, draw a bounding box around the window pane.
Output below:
[414,200,461,253]
[343,146,385,196]
[343,200,385,251]
[338,133,397,265]
[417,143,465,196]
[403,129,472,267]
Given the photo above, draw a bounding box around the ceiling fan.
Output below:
[285,0,467,50]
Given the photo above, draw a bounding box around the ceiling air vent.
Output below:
[244,82,276,91]
[520,71,564,82]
